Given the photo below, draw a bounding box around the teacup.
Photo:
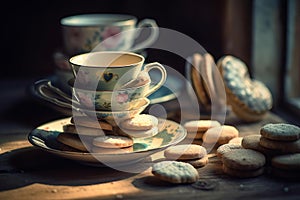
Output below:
[70,51,167,91]
[61,14,159,55]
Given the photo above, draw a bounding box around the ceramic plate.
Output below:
[28,117,186,167]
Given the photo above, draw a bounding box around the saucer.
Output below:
[28,117,186,167]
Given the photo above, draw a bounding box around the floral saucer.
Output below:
[28,117,186,167]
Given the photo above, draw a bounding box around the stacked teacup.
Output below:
[65,51,167,140]
[54,14,159,93]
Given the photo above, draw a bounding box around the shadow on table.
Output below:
[0,147,136,191]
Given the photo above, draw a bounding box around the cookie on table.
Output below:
[271,153,300,170]
[222,164,265,178]
[184,120,221,133]
[70,116,113,131]
[222,149,266,171]
[93,135,133,149]
[91,146,133,154]
[242,135,278,157]
[185,131,205,140]
[216,143,243,158]
[152,161,199,184]
[228,137,243,145]
[202,125,239,145]
[120,114,158,131]
[57,132,92,152]
[259,137,300,153]
[164,144,207,160]
[217,55,273,122]
[185,156,209,168]
[260,123,300,141]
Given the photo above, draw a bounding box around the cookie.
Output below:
[152,161,199,184]
[202,125,239,145]
[260,123,300,141]
[228,137,243,145]
[216,143,243,158]
[164,144,207,160]
[184,120,221,133]
[271,153,300,170]
[56,132,92,152]
[185,131,205,140]
[63,124,108,136]
[242,135,278,157]
[259,137,300,153]
[223,164,265,178]
[70,116,113,131]
[222,149,266,170]
[217,55,272,122]
[117,126,158,138]
[120,114,158,131]
[91,146,133,154]
[185,156,209,168]
[93,135,133,149]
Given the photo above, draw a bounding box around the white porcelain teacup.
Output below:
[70,51,167,91]
[61,14,159,55]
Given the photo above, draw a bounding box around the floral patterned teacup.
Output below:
[70,51,166,91]
[61,14,158,55]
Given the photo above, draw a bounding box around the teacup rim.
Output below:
[60,13,137,27]
[69,51,145,68]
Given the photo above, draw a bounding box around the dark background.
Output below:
[2,0,229,79]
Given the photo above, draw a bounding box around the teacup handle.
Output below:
[132,19,159,51]
[142,62,167,97]
[34,79,81,111]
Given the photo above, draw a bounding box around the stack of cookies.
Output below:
[56,114,159,153]
[164,144,208,168]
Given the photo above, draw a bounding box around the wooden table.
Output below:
[0,79,300,199]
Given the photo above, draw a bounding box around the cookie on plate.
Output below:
[152,161,199,184]
[70,116,113,131]
[216,143,243,158]
[57,132,92,152]
[63,124,109,136]
[93,135,133,149]
[260,123,300,141]
[120,114,158,131]
[222,149,266,171]
[202,125,239,145]
[217,55,273,122]
[259,137,300,153]
[117,126,159,138]
[164,144,207,160]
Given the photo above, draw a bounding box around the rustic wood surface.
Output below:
[1,109,300,200]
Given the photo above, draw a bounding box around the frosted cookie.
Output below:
[57,132,92,152]
[164,144,207,160]
[259,137,300,153]
[271,153,300,170]
[223,164,264,178]
[202,125,239,145]
[152,161,199,184]
[242,135,278,157]
[91,146,133,154]
[217,55,272,122]
[222,149,266,171]
[228,137,243,145]
[120,114,158,131]
[185,156,209,168]
[118,126,158,138]
[260,123,300,141]
[93,135,133,149]
[63,124,108,136]
[216,143,243,158]
[184,120,221,133]
[70,116,113,131]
